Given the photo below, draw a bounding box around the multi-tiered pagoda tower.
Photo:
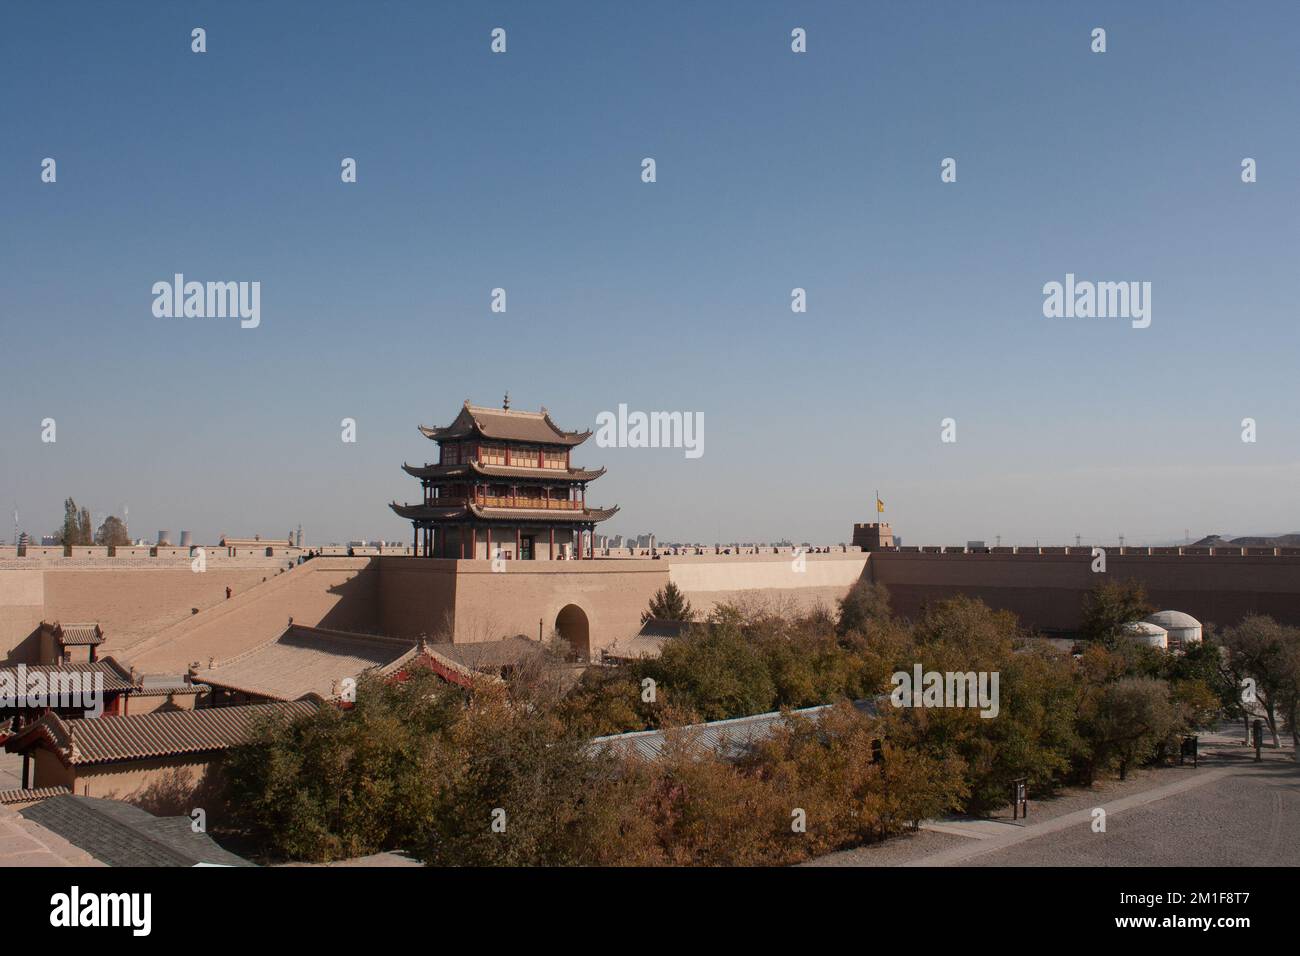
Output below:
[391,397,619,560]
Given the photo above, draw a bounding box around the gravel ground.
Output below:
[803,826,971,866]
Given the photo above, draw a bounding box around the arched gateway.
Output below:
[555,604,590,661]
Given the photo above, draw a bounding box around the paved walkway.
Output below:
[0,805,104,867]
[812,729,1298,867]
[0,752,23,792]
[909,765,1234,866]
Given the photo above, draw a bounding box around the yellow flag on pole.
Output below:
[876,497,885,513]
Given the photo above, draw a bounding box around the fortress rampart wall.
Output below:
[0,566,297,663]
[867,550,1300,631]
[6,545,1298,671]
[124,558,378,674]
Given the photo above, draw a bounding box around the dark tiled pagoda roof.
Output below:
[389,502,619,523]
[388,502,466,521]
[418,402,591,446]
[402,461,606,482]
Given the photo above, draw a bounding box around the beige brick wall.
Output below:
[125,559,379,673]
[869,551,1300,631]
[66,757,213,803]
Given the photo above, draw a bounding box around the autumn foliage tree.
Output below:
[218,587,1226,866]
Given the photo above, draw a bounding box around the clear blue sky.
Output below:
[2,1,1297,547]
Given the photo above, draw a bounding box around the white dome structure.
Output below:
[1143,611,1203,649]
[1122,621,1169,649]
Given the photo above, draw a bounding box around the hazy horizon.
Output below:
[4,2,1298,548]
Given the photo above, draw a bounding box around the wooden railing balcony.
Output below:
[478,496,580,510]
[477,458,571,471]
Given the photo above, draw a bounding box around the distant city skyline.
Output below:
[4,3,1298,546]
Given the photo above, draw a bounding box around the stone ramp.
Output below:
[124,558,379,674]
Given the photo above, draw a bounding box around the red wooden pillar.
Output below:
[549,527,555,560]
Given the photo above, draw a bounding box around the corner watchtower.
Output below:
[852,522,894,551]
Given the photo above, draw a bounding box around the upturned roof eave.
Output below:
[401,461,606,482]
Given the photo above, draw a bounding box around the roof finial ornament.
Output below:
[503,391,511,411]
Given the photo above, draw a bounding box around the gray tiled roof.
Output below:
[55,624,105,646]
[0,659,136,695]
[427,636,546,671]
[21,795,253,867]
[589,699,878,762]
[603,618,696,660]
[6,700,316,765]
[194,625,420,701]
